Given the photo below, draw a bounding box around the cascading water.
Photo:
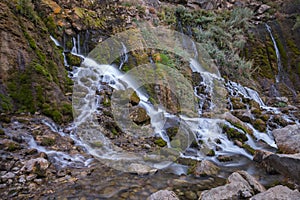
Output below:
[48,29,284,173]
[266,24,282,83]
[119,42,128,70]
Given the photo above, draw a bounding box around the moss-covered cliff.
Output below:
[0,0,72,123]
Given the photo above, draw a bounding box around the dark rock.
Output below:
[252,118,266,132]
[129,107,150,125]
[147,190,179,200]
[272,124,300,153]
[254,150,300,184]
[250,185,300,200]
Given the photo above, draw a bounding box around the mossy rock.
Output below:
[223,125,248,142]
[166,126,179,140]
[252,118,267,132]
[130,91,140,106]
[65,53,82,66]
[242,143,255,155]
[41,137,56,146]
[154,138,167,147]
[0,128,5,135]
[206,149,215,157]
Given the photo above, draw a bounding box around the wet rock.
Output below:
[130,91,140,106]
[65,53,82,66]
[191,160,220,177]
[200,171,264,199]
[254,150,300,183]
[129,107,150,125]
[21,158,50,177]
[223,112,253,136]
[232,109,252,123]
[272,124,300,153]
[128,163,157,175]
[147,190,179,200]
[250,185,300,200]
[252,118,266,132]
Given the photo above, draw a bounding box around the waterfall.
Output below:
[266,24,282,83]
[119,42,128,70]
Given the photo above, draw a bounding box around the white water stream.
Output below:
[47,35,283,171]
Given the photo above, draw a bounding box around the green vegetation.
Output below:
[41,137,56,146]
[154,138,167,147]
[158,6,255,80]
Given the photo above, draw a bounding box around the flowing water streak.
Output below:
[266,24,282,83]
[119,42,128,70]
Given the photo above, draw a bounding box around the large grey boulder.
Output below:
[199,170,265,200]
[272,124,300,153]
[250,185,300,200]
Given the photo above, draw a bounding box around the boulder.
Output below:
[147,190,179,200]
[21,158,50,177]
[254,150,300,184]
[191,160,220,177]
[250,185,300,200]
[272,124,300,153]
[199,171,265,199]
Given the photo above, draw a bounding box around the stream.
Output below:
[45,28,300,198]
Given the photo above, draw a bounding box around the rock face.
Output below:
[272,124,300,153]
[147,190,179,200]
[250,185,300,200]
[199,171,265,200]
[254,150,300,184]
[0,1,72,123]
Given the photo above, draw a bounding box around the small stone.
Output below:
[19,175,26,183]
[0,183,7,189]
[1,172,15,180]
[34,178,43,184]
[26,174,37,181]
[128,163,157,175]
[257,4,271,14]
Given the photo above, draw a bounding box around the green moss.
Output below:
[61,103,72,116]
[223,125,248,142]
[41,137,55,146]
[7,143,18,151]
[206,149,215,156]
[0,129,5,135]
[42,105,63,123]
[0,94,13,112]
[275,36,288,67]
[34,63,52,81]
[166,126,179,140]
[242,143,255,155]
[154,138,167,147]
[7,69,35,113]
[102,97,111,107]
